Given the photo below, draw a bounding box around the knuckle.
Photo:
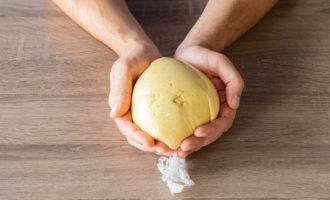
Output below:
[232,76,245,90]
[237,77,245,88]
[111,59,133,76]
[207,52,218,67]
[217,53,228,60]
[208,52,229,71]
[120,60,133,72]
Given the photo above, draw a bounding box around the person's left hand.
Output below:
[174,45,244,157]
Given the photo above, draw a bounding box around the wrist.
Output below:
[118,39,161,75]
[125,39,161,60]
[118,35,160,57]
[176,31,227,54]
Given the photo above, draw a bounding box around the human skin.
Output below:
[174,0,278,157]
[53,0,278,157]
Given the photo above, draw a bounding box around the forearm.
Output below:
[53,0,156,56]
[178,0,278,52]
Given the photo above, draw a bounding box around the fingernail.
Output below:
[231,96,240,109]
[195,130,206,137]
[181,144,192,152]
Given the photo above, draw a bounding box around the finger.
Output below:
[225,77,244,110]
[178,131,227,158]
[109,59,134,118]
[177,143,203,158]
[178,130,226,158]
[180,135,206,152]
[154,141,175,156]
[210,77,226,104]
[177,148,194,158]
[114,112,154,147]
[127,137,172,156]
[210,77,225,91]
[207,53,244,109]
[218,90,226,104]
[176,46,244,109]
[126,136,154,153]
[194,103,236,138]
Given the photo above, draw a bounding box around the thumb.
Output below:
[225,79,244,110]
[109,59,133,118]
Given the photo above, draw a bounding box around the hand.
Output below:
[174,45,244,157]
[109,43,174,156]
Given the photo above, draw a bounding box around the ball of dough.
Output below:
[132,57,220,150]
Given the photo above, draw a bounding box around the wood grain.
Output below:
[1,0,330,199]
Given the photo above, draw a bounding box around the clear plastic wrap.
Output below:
[157,154,194,194]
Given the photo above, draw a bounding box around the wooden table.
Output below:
[1,0,330,199]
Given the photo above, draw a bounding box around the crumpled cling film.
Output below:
[157,154,194,194]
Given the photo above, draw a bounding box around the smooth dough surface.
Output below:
[132,57,220,149]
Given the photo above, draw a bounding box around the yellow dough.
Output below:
[132,57,220,150]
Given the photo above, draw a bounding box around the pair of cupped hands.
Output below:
[109,43,244,158]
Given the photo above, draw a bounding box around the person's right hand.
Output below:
[174,45,244,157]
[109,43,174,156]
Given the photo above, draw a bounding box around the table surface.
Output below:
[1,0,330,199]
